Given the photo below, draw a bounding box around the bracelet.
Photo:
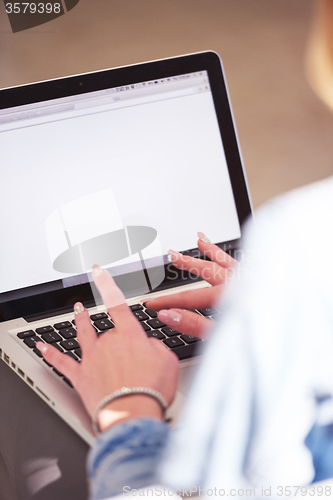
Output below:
[92,386,169,435]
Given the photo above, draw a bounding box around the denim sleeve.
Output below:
[87,418,170,500]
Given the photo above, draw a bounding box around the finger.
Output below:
[148,336,180,365]
[146,285,223,311]
[148,336,170,352]
[197,232,236,269]
[36,342,80,385]
[73,302,97,354]
[92,265,141,332]
[92,265,126,309]
[157,309,212,338]
[168,250,227,285]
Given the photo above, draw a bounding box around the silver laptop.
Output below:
[0,52,251,445]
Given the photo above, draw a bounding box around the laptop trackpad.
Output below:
[166,362,199,423]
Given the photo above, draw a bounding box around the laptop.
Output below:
[0,51,252,445]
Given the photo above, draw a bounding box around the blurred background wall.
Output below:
[1,0,332,208]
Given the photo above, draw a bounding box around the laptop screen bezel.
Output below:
[0,51,251,322]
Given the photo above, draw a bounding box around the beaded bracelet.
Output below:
[92,386,168,435]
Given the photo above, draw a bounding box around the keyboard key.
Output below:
[63,377,73,387]
[147,330,166,340]
[43,359,53,367]
[145,308,158,318]
[23,336,41,348]
[172,342,205,360]
[180,334,201,344]
[17,330,35,339]
[53,321,72,330]
[141,323,151,332]
[35,326,54,334]
[53,344,64,352]
[41,332,62,343]
[147,318,166,329]
[90,312,108,321]
[130,304,143,311]
[64,351,79,362]
[197,307,219,316]
[53,367,63,376]
[33,346,43,357]
[60,339,79,350]
[161,327,179,337]
[74,348,82,359]
[163,337,185,348]
[59,327,77,339]
[94,319,114,331]
[133,310,149,321]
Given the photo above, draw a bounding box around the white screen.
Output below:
[0,72,241,294]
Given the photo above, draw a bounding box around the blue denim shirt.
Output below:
[87,419,170,500]
[88,179,333,497]
[87,417,333,500]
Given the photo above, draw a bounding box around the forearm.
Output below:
[87,418,170,500]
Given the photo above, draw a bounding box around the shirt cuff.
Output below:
[87,418,170,499]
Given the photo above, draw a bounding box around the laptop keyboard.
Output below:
[16,303,220,387]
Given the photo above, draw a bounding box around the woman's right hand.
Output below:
[145,232,237,339]
[37,267,179,433]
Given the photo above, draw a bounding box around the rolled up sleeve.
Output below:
[87,418,170,500]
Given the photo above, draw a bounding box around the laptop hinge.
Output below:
[23,302,96,323]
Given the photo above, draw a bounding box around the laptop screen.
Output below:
[0,52,251,320]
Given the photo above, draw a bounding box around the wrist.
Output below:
[97,394,163,433]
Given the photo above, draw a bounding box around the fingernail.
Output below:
[197,232,211,243]
[158,309,182,324]
[92,265,105,279]
[168,249,181,256]
[167,249,182,262]
[74,302,85,315]
[140,298,150,304]
[37,342,48,354]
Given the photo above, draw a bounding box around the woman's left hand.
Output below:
[145,232,237,338]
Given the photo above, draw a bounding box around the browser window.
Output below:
[0,70,240,296]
